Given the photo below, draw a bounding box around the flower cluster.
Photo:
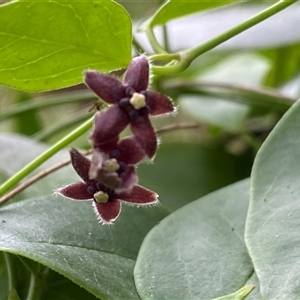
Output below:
[56,56,174,224]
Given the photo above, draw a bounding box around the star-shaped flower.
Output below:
[89,136,146,192]
[56,148,158,224]
[85,55,174,158]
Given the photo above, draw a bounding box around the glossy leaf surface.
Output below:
[245,99,300,299]
[134,179,253,300]
[0,195,168,299]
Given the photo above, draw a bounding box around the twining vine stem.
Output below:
[150,0,298,75]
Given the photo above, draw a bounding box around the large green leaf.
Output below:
[0,195,169,299]
[245,99,300,299]
[134,179,253,300]
[146,0,235,27]
[0,0,131,92]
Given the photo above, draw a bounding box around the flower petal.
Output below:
[115,137,146,165]
[146,90,174,116]
[117,185,158,205]
[116,166,138,193]
[56,182,92,200]
[93,199,121,224]
[124,55,149,92]
[130,114,157,159]
[84,71,125,104]
[70,148,91,182]
[90,106,129,147]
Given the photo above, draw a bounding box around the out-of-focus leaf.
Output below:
[0,253,9,300]
[0,0,131,91]
[262,43,300,88]
[180,53,270,132]
[0,195,169,300]
[0,253,31,300]
[138,142,252,211]
[245,99,300,299]
[0,252,100,300]
[144,0,235,27]
[134,179,253,300]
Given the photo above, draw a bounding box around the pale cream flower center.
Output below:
[94,191,109,203]
[129,92,146,110]
[104,158,120,172]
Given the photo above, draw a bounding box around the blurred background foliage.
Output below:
[1,0,300,212]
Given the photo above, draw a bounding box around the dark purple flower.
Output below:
[85,55,174,158]
[89,136,146,192]
[56,148,158,224]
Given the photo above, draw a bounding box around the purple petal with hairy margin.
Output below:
[124,55,149,92]
[56,182,92,200]
[117,185,158,205]
[116,166,138,193]
[70,148,91,182]
[130,114,157,159]
[146,90,174,116]
[90,106,129,147]
[84,71,125,104]
[116,137,146,165]
[93,199,121,224]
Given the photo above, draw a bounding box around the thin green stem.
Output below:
[149,52,180,62]
[0,117,94,198]
[146,24,168,54]
[162,24,170,52]
[152,0,298,75]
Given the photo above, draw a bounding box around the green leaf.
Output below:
[245,99,300,299]
[180,53,270,132]
[134,179,253,300]
[0,0,132,92]
[8,289,21,300]
[145,0,235,27]
[0,195,169,299]
[262,43,300,88]
[212,285,255,300]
